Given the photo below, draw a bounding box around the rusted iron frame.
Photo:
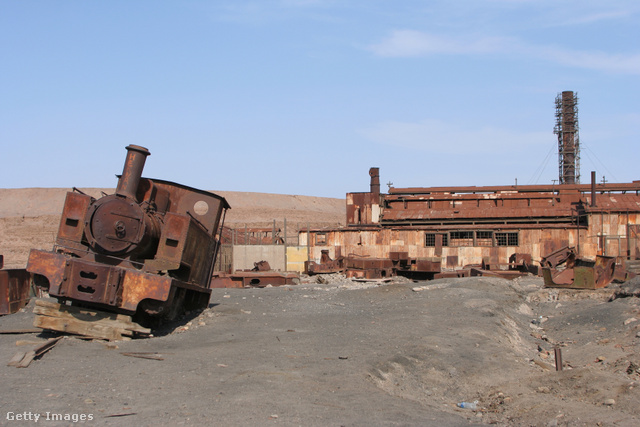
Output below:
[305,249,346,275]
[251,261,272,271]
[380,216,579,227]
[389,182,640,196]
[305,259,345,275]
[345,268,394,280]
[434,270,470,279]
[554,347,563,371]
[336,254,395,280]
[540,246,576,269]
[28,249,210,314]
[385,223,588,231]
[210,271,299,288]
[385,193,571,204]
[208,206,228,287]
[469,268,527,280]
[542,255,617,289]
[0,268,32,315]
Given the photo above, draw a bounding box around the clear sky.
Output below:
[1,1,638,198]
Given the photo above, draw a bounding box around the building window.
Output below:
[425,233,436,247]
[476,231,493,247]
[425,233,448,247]
[449,231,474,247]
[427,231,517,247]
[496,232,519,247]
[316,233,327,245]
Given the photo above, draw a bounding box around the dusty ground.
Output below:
[1,189,640,426]
[1,276,639,426]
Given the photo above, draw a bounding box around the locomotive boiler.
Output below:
[27,145,229,325]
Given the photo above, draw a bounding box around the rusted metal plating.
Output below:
[542,255,618,289]
[209,260,299,288]
[305,250,346,275]
[0,263,31,315]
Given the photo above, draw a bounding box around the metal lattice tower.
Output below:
[554,91,580,184]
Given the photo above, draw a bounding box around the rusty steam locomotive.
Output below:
[27,145,229,325]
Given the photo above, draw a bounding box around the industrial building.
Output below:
[300,92,640,272]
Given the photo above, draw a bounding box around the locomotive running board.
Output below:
[32,299,151,341]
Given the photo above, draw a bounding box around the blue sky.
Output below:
[1,0,638,198]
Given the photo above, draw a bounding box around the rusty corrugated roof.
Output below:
[583,194,640,212]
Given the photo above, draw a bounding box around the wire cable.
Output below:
[582,143,618,182]
[528,141,556,185]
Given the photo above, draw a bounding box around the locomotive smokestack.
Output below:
[116,145,150,200]
[369,167,380,195]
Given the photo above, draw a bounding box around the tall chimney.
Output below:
[554,91,580,184]
[369,167,380,195]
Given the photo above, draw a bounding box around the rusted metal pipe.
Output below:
[116,145,150,200]
[554,346,563,371]
[591,171,596,207]
[370,167,380,195]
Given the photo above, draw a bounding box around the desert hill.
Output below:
[0,188,345,269]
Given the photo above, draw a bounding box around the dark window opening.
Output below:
[496,232,519,247]
[425,233,436,247]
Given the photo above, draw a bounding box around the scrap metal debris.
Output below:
[542,254,621,289]
[0,255,32,315]
[120,352,165,361]
[211,260,300,288]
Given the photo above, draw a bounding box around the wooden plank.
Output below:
[32,307,141,334]
[7,337,64,368]
[0,329,42,334]
[34,300,136,325]
[7,351,27,367]
[33,300,151,337]
[33,336,63,357]
[16,350,36,368]
[34,315,127,341]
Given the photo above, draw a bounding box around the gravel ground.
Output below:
[2,275,640,426]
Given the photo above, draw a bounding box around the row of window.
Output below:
[313,231,520,247]
[425,231,519,247]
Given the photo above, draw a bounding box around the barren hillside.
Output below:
[0,188,345,269]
